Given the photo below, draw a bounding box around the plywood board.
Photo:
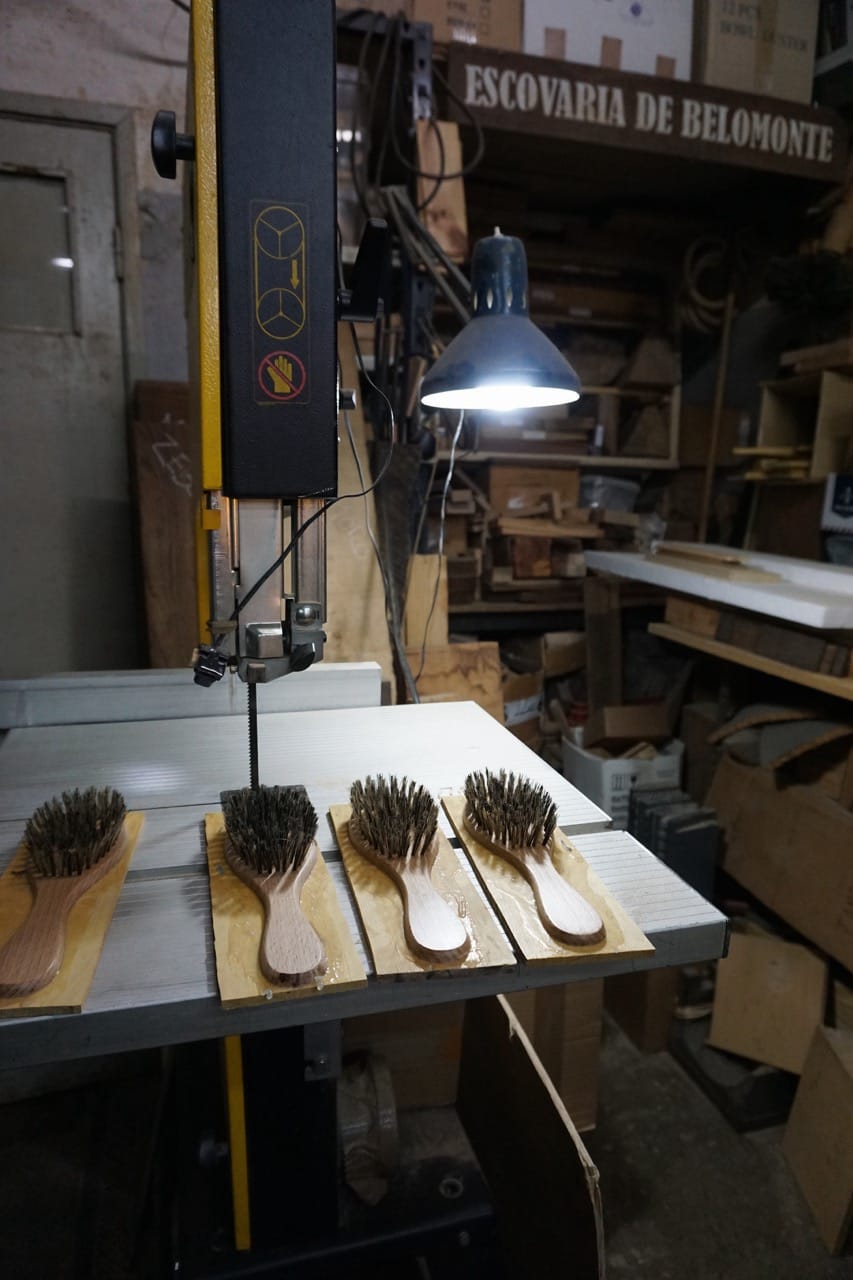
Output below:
[205,814,367,1008]
[324,326,395,685]
[782,1027,853,1253]
[0,812,144,1017]
[442,795,653,967]
[709,931,828,1074]
[131,416,198,668]
[404,553,449,650]
[407,641,503,722]
[329,803,516,978]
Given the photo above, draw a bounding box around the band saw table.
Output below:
[0,664,727,1068]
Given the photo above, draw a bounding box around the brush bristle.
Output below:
[349,775,437,860]
[464,769,557,849]
[24,787,126,877]
[223,786,317,874]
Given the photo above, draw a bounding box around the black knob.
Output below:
[151,110,195,180]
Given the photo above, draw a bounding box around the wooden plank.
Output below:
[781,336,853,375]
[782,1026,853,1254]
[497,515,603,540]
[204,814,367,1008]
[651,551,781,583]
[404,553,449,650]
[649,622,853,702]
[324,325,395,685]
[415,119,468,262]
[131,417,199,667]
[443,796,653,967]
[408,642,504,721]
[584,575,622,710]
[329,803,516,979]
[0,812,143,1017]
[665,594,721,638]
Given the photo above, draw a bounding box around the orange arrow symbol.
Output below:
[291,259,299,289]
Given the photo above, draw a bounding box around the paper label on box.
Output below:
[822,473,853,531]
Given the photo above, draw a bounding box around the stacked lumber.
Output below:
[733,444,813,482]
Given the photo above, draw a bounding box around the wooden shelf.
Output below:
[649,622,853,702]
[435,450,677,469]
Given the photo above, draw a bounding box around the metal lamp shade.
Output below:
[420,231,581,412]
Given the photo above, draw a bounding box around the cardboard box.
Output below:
[782,1026,853,1253]
[583,703,671,750]
[696,0,820,103]
[605,967,679,1053]
[524,0,694,79]
[562,736,684,825]
[414,0,521,49]
[488,464,580,515]
[504,668,544,748]
[708,931,828,1074]
[346,997,605,1277]
[503,630,586,678]
[709,753,853,971]
[507,980,603,1131]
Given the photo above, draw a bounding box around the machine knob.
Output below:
[151,110,196,180]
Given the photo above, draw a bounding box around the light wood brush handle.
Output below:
[226,841,327,987]
[464,815,604,946]
[349,823,470,964]
[396,860,470,963]
[0,833,125,998]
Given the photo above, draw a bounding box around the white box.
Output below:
[523,0,694,80]
[562,736,684,825]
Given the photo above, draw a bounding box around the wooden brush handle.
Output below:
[0,878,83,997]
[523,852,605,946]
[259,867,327,987]
[0,832,125,998]
[464,814,604,946]
[398,863,470,963]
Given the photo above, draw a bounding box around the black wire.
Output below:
[170,0,190,12]
[216,327,399,645]
[416,116,446,213]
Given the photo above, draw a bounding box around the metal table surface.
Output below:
[0,696,727,1068]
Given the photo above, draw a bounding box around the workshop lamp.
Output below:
[420,228,582,412]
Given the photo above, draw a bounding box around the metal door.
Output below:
[0,113,139,677]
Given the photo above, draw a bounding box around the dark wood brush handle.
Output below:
[0,833,125,998]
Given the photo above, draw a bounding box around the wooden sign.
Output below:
[447,46,847,183]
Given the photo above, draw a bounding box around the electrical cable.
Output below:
[170,0,190,12]
[414,410,464,684]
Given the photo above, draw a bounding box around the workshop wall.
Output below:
[0,0,190,380]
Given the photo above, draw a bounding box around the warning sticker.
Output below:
[257,351,307,401]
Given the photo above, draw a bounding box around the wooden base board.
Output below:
[205,814,367,1008]
[329,804,516,978]
[0,812,144,1017]
[442,796,653,966]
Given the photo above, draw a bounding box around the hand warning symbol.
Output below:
[268,354,294,394]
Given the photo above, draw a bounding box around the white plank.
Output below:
[0,701,610,835]
[585,547,853,629]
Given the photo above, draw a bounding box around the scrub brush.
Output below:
[0,786,127,997]
[223,785,326,986]
[348,775,470,963]
[463,769,605,945]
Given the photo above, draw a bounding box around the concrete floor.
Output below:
[586,1018,853,1280]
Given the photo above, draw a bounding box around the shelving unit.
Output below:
[649,622,853,703]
